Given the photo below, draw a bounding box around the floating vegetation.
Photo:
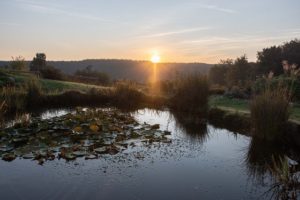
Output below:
[0,108,171,164]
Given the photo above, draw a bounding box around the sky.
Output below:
[0,0,299,63]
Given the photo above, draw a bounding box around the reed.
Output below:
[169,74,209,114]
[250,86,290,139]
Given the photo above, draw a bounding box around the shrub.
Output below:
[112,82,145,108]
[169,74,209,114]
[250,86,290,139]
[253,76,300,102]
[9,56,28,71]
[25,78,43,107]
[224,86,250,99]
[74,66,111,85]
[209,85,225,95]
[40,66,65,80]
[0,87,26,112]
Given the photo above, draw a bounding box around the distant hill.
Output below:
[0,59,212,82]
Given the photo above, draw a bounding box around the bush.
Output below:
[253,76,300,102]
[224,86,250,99]
[0,87,26,112]
[40,66,65,80]
[209,85,225,95]
[74,66,111,85]
[250,87,290,139]
[112,82,145,108]
[26,78,43,107]
[169,74,209,114]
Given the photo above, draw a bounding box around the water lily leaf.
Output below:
[2,153,16,161]
[73,151,86,157]
[94,147,107,154]
[23,153,35,159]
[85,154,97,160]
[0,146,14,152]
[130,132,141,139]
[106,145,120,155]
[89,124,99,132]
[73,126,82,132]
[64,153,76,160]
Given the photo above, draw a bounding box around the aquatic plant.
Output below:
[0,108,171,164]
[266,156,300,200]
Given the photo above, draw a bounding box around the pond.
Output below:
[0,108,299,200]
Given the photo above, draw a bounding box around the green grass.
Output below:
[210,95,300,123]
[40,79,106,93]
[5,71,108,93]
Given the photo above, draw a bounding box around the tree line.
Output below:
[209,39,300,100]
[6,53,111,86]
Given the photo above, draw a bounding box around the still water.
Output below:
[0,108,298,200]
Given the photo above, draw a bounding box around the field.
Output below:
[2,71,107,93]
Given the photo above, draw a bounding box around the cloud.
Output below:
[15,0,112,22]
[181,30,300,46]
[195,4,237,14]
[138,27,212,38]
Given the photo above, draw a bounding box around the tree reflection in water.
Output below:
[171,111,208,144]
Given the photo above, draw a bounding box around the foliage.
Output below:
[25,78,43,107]
[208,63,228,85]
[225,55,254,87]
[268,156,300,200]
[209,85,225,95]
[40,65,65,80]
[169,74,209,114]
[112,81,145,108]
[9,56,27,71]
[250,86,290,139]
[209,56,256,89]
[0,87,26,112]
[0,69,16,87]
[30,53,46,71]
[253,76,300,101]
[257,39,300,75]
[224,86,251,99]
[74,65,110,85]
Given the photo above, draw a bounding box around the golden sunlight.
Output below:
[151,54,160,63]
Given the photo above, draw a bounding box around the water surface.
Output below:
[0,108,297,200]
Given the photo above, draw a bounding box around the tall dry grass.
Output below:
[25,78,43,107]
[169,74,209,114]
[111,81,146,108]
[0,86,26,112]
[250,86,291,138]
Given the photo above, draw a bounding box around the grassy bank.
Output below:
[210,95,300,123]
[2,70,107,93]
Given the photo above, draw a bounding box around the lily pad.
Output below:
[94,147,107,154]
[2,153,16,161]
[73,151,86,157]
[85,154,97,160]
[22,153,35,159]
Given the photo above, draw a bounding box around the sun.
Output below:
[151,54,160,63]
